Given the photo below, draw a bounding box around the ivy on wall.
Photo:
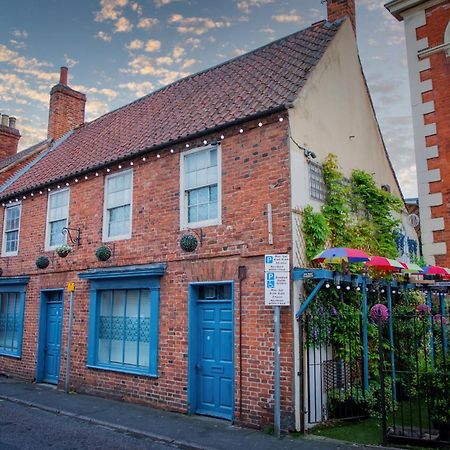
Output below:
[302,153,403,262]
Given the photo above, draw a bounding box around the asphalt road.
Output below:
[0,399,186,450]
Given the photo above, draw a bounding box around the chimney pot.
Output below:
[1,114,9,127]
[60,66,69,85]
[8,117,16,129]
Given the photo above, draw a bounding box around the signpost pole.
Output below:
[274,305,281,438]
[65,287,75,393]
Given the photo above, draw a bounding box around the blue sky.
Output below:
[0,0,416,196]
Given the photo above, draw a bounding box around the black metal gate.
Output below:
[379,310,449,446]
[300,310,367,427]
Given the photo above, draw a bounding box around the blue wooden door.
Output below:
[43,293,63,384]
[195,301,233,419]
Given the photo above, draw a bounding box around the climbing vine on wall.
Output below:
[302,153,403,262]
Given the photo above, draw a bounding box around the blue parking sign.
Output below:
[265,256,273,264]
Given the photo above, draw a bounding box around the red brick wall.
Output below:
[0,113,295,429]
[0,126,20,161]
[327,0,356,33]
[416,3,450,267]
[47,85,86,141]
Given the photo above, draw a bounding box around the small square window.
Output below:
[308,161,327,202]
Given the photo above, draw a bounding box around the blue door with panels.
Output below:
[41,291,63,384]
[191,283,234,420]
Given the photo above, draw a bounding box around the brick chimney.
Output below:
[0,114,21,160]
[327,0,356,34]
[48,67,86,141]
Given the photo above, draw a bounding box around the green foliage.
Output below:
[322,154,351,246]
[301,206,330,261]
[301,153,404,262]
[351,170,402,258]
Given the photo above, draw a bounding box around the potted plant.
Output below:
[55,244,72,258]
[95,245,112,261]
[180,234,198,252]
[36,255,50,269]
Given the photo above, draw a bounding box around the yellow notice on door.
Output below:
[67,282,75,292]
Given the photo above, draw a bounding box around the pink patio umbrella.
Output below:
[312,247,370,264]
[365,256,404,272]
[422,265,449,277]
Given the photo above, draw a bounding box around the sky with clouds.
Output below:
[1,0,416,197]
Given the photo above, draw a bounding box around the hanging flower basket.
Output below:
[36,255,50,269]
[95,245,112,261]
[180,234,198,252]
[55,244,72,258]
[370,303,389,323]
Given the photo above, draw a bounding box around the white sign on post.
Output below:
[264,254,290,306]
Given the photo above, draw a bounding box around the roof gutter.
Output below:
[0,104,289,201]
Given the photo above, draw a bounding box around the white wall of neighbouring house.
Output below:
[288,18,419,431]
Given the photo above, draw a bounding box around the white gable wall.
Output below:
[288,18,418,431]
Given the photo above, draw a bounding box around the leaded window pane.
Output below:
[97,288,150,370]
[0,292,20,353]
[309,161,327,202]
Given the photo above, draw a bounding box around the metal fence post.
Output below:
[377,313,387,446]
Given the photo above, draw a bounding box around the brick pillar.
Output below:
[47,67,86,141]
[0,114,21,160]
[327,0,356,34]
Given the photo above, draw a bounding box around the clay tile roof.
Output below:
[0,139,50,172]
[0,20,342,199]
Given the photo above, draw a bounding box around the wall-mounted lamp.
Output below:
[304,149,316,159]
[62,227,82,246]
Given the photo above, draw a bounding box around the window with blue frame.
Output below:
[80,264,166,377]
[97,289,151,370]
[0,278,28,358]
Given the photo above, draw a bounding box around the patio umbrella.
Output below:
[399,262,423,274]
[422,265,449,277]
[312,247,370,263]
[365,256,404,271]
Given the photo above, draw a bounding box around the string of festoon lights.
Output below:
[1,116,285,207]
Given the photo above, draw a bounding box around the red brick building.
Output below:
[386,0,450,267]
[0,2,417,431]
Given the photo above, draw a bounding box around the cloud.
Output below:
[168,14,231,35]
[114,16,133,32]
[9,39,26,49]
[145,39,161,52]
[236,0,273,15]
[64,54,78,68]
[309,8,321,19]
[95,0,128,22]
[357,0,384,12]
[95,31,112,42]
[156,56,174,65]
[368,38,378,47]
[126,39,144,50]
[0,73,49,105]
[154,0,183,7]
[185,38,201,48]
[172,46,185,58]
[119,81,154,97]
[233,48,247,56]
[137,17,159,28]
[260,27,275,34]
[272,11,303,23]
[73,85,118,98]
[85,98,110,120]
[181,58,197,69]
[130,2,142,15]
[11,29,28,38]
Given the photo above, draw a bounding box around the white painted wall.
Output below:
[289,18,419,431]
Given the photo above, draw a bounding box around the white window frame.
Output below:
[179,144,222,229]
[45,188,70,251]
[2,202,22,257]
[102,169,133,242]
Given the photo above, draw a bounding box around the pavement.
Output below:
[0,376,374,450]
